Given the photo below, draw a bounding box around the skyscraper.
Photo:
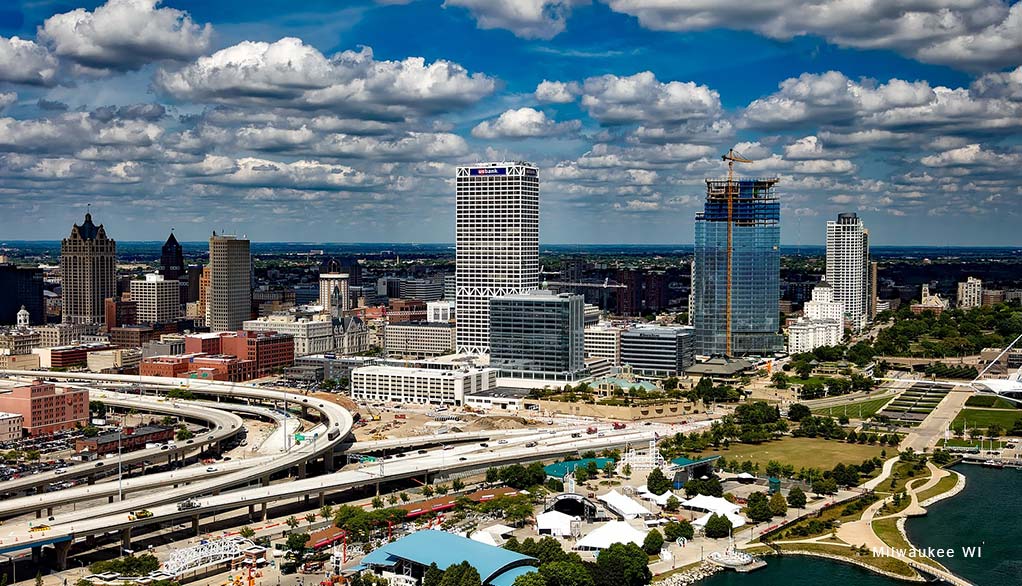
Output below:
[131,274,182,324]
[826,213,870,332]
[319,260,350,315]
[160,232,184,280]
[207,233,251,332]
[691,178,782,356]
[455,161,539,354]
[0,264,44,326]
[489,290,584,380]
[61,212,117,325]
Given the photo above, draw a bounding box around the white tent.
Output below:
[598,490,650,519]
[536,510,576,537]
[636,485,674,507]
[681,494,741,515]
[482,524,516,537]
[575,521,647,550]
[470,531,500,546]
[692,510,746,530]
[735,472,755,480]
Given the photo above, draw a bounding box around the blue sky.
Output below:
[1,0,1020,245]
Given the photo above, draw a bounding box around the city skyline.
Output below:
[1,1,1020,246]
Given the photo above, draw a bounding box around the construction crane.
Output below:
[722,148,753,358]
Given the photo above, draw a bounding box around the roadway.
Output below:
[0,390,244,496]
[0,422,678,563]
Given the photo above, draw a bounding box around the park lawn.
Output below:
[964,395,1018,409]
[916,472,959,503]
[952,408,1022,431]
[882,461,932,494]
[813,396,892,419]
[774,543,918,578]
[693,437,885,471]
[872,518,944,571]
[938,438,1008,449]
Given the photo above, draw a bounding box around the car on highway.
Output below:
[54,468,68,475]
[459,457,467,461]
[95,462,104,467]
[497,439,508,444]
[417,450,427,455]
[29,525,50,532]
[442,445,453,450]
[479,443,489,447]
[130,510,153,520]
[177,499,201,511]
[525,442,537,448]
[206,466,218,472]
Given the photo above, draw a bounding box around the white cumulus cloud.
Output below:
[471,107,580,139]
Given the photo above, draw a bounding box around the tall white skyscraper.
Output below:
[131,273,182,324]
[826,213,870,332]
[455,161,539,354]
[207,233,251,332]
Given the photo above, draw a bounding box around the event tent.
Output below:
[681,494,742,515]
[598,490,650,519]
[692,510,746,530]
[536,510,576,537]
[636,485,674,506]
[575,521,647,550]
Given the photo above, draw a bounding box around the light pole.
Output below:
[118,429,123,502]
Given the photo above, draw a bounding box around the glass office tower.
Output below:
[692,178,783,356]
[489,290,584,381]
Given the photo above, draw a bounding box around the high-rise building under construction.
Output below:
[691,177,783,356]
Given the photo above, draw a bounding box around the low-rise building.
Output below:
[75,425,174,456]
[384,322,455,358]
[36,323,92,347]
[140,353,258,382]
[109,324,157,348]
[0,412,23,442]
[0,380,88,436]
[426,300,455,323]
[32,343,112,368]
[787,317,842,354]
[387,299,427,323]
[87,348,142,373]
[243,314,334,357]
[0,328,41,356]
[584,323,623,365]
[351,365,496,406]
[620,325,695,377]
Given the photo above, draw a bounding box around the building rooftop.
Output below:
[685,358,755,376]
[466,386,531,399]
[543,458,615,479]
[360,530,536,585]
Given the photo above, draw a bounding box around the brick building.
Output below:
[75,425,174,456]
[220,330,294,376]
[0,380,88,436]
[104,297,138,331]
[387,299,427,324]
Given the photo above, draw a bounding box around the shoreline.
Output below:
[756,548,926,583]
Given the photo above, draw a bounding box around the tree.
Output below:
[422,485,435,497]
[513,573,547,586]
[787,486,807,510]
[400,492,410,502]
[539,561,593,586]
[703,513,733,539]
[452,478,465,491]
[371,496,384,509]
[423,563,444,586]
[812,477,838,495]
[573,467,589,484]
[320,505,334,520]
[622,463,632,477]
[768,491,788,516]
[35,573,42,586]
[285,532,309,566]
[645,468,671,496]
[642,529,664,555]
[285,516,299,531]
[746,492,773,523]
[594,543,651,586]
[771,372,790,389]
[664,520,694,542]
[664,495,680,512]
[239,526,256,539]
[787,403,811,422]
[436,484,450,495]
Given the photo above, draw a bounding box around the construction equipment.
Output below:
[722,148,753,358]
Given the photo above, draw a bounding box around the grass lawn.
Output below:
[964,395,1019,409]
[916,472,959,503]
[938,438,1009,449]
[876,461,932,494]
[813,396,892,419]
[774,543,918,578]
[951,408,1022,431]
[872,518,943,570]
[692,437,885,471]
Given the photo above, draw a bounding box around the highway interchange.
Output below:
[0,370,685,570]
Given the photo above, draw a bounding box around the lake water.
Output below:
[700,464,1022,586]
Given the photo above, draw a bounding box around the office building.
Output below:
[109,325,157,348]
[443,274,456,301]
[131,274,182,324]
[399,279,444,302]
[0,380,88,436]
[0,413,23,442]
[384,322,456,358]
[61,213,117,325]
[584,323,623,365]
[104,297,137,330]
[87,347,142,373]
[388,299,427,323]
[456,161,540,354]
[826,213,870,332]
[140,353,257,382]
[351,365,497,406]
[0,264,44,326]
[207,233,251,332]
[691,178,782,356]
[36,323,91,347]
[620,325,695,377]
[160,232,184,281]
[427,300,455,323]
[141,337,186,358]
[319,260,350,313]
[243,314,334,357]
[489,290,585,380]
[804,281,845,321]
[982,289,1005,307]
[183,330,294,376]
[957,277,982,308]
